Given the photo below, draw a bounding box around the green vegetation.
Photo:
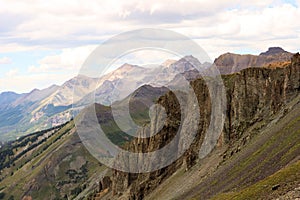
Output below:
[0,121,69,170]
[0,119,105,199]
[211,160,300,200]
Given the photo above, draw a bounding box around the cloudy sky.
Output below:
[0,0,299,93]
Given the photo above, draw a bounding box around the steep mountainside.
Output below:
[0,121,107,200]
[91,53,300,199]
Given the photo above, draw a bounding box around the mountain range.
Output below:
[0,55,207,141]
[0,47,299,199]
[0,47,294,142]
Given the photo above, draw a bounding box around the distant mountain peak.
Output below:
[0,91,19,95]
[120,63,132,68]
[29,88,40,93]
[260,47,289,56]
[183,55,197,59]
[75,74,92,79]
[161,59,177,68]
[133,84,168,94]
[180,55,200,63]
[118,63,142,71]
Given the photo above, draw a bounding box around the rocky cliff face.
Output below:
[94,53,300,200]
[223,53,299,143]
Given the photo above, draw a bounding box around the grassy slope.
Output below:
[211,160,300,200]
[0,121,105,200]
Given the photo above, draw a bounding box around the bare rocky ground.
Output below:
[277,185,300,200]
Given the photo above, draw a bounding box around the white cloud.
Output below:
[1,0,297,51]
[28,45,97,73]
[0,43,40,53]
[0,57,12,64]
[0,1,298,56]
[27,46,180,77]
[0,73,72,93]
[5,68,18,77]
[111,49,180,71]
[169,2,300,58]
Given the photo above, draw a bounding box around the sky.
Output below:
[0,0,299,93]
